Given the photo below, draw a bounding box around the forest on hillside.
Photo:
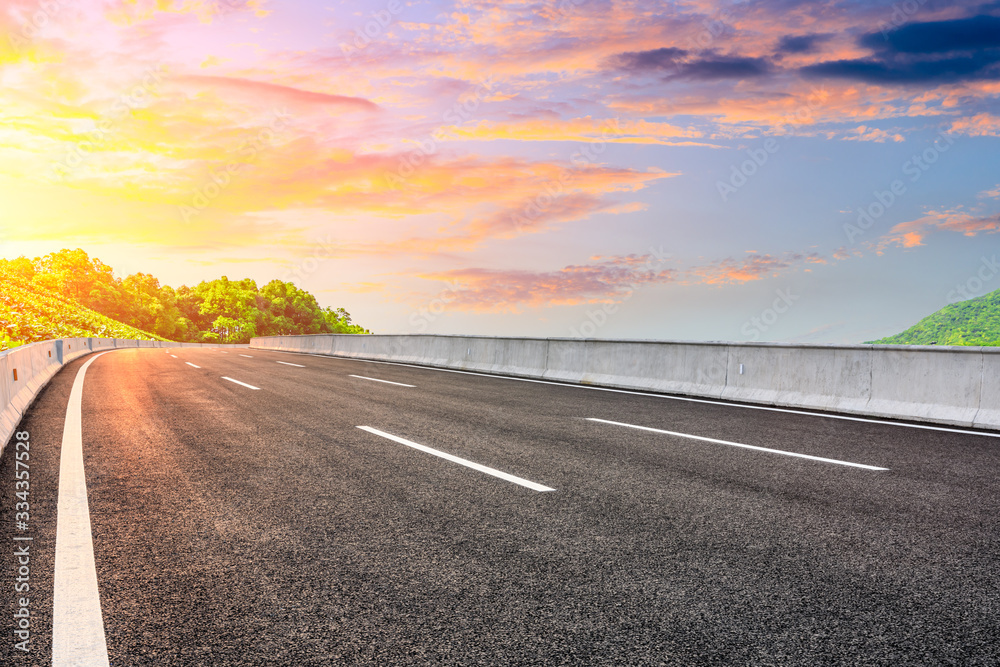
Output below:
[0,248,369,348]
[869,288,1000,346]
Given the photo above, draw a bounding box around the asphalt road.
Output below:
[2,346,1000,665]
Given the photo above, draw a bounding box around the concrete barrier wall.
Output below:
[722,344,874,415]
[0,338,247,456]
[866,346,983,426]
[977,350,1000,430]
[1,340,63,456]
[251,334,1000,431]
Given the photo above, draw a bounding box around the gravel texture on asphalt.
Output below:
[2,347,999,665]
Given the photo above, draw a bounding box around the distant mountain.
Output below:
[868,288,1000,346]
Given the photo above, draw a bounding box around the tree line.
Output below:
[1,249,369,344]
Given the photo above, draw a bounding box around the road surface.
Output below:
[2,346,999,665]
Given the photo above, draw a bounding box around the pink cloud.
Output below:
[416,253,677,312]
[174,75,379,111]
[412,250,828,312]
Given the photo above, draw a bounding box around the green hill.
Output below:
[1,267,165,350]
[1,248,369,350]
[868,288,1000,346]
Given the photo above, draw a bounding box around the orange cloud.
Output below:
[441,117,715,146]
[877,211,1000,251]
[342,161,674,255]
[949,113,1000,137]
[688,252,826,286]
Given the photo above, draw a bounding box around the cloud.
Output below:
[858,14,1000,54]
[613,47,688,71]
[949,112,1000,136]
[613,48,772,80]
[416,253,677,312]
[687,252,826,285]
[979,184,1000,199]
[354,162,675,256]
[832,246,862,261]
[841,125,905,142]
[439,116,712,146]
[876,210,1000,251]
[802,53,1000,84]
[415,250,828,312]
[803,15,1000,84]
[776,34,831,54]
[105,0,272,26]
[4,0,1000,310]
[682,56,773,80]
[174,75,379,111]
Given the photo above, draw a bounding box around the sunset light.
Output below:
[2,1,998,340]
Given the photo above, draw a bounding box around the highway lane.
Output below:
[2,346,1000,665]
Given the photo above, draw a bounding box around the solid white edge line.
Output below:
[185,362,201,369]
[284,352,1000,439]
[348,374,415,388]
[586,418,889,471]
[276,361,305,367]
[239,354,254,358]
[357,426,555,492]
[222,376,261,390]
[53,353,111,667]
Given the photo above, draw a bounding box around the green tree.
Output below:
[3,248,371,345]
[323,306,369,334]
[31,249,126,317]
[259,279,326,335]
[869,288,1000,346]
[197,277,260,343]
[122,273,165,333]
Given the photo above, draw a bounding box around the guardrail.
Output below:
[0,338,240,455]
[250,334,1000,431]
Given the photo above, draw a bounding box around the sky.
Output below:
[1,0,999,343]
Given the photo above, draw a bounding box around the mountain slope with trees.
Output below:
[0,249,369,349]
[0,264,166,349]
[868,288,1000,346]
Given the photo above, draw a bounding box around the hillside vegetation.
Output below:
[0,249,369,349]
[868,288,1000,346]
[0,266,165,349]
